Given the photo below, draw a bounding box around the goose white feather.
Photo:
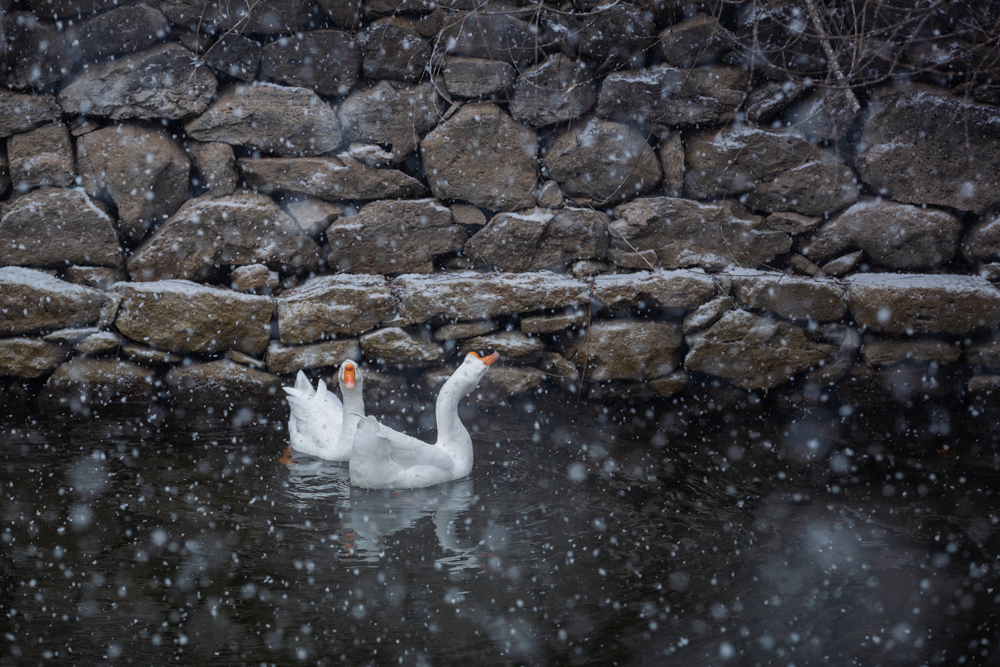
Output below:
[349,351,498,489]
[283,360,364,462]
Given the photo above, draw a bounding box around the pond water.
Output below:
[2,396,998,666]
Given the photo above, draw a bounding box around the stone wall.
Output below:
[2,0,1000,416]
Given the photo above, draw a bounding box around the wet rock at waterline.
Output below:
[465,207,608,272]
[846,273,1000,336]
[596,65,747,126]
[591,269,717,313]
[40,357,156,408]
[0,268,105,336]
[338,82,444,164]
[326,199,464,274]
[608,198,791,270]
[563,320,684,382]
[163,359,283,405]
[856,84,1000,215]
[58,43,217,121]
[113,281,273,356]
[6,122,75,191]
[184,84,341,157]
[360,327,450,368]
[276,274,393,344]
[266,339,362,375]
[260,30,360,97]
[238,156,427,201]
[684,310,837,391]
[393,271,589,325]
[0,188,123,268]
[542,118,660,206]
[420,103,538,211]
[76,124,192,242]
[799,199,963,270]
[0,338,71,378]
[127,192,321,282]
[684,127,860,216]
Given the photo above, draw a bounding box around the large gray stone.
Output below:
[184,83,341,157]
[0,91,61,139]
[731,269,847,323]
[576,2,653,67]
[860,337,961,367]
[394,271,589,325]
[326,199,465,274]
[261,30,360,97]
[542,118,660,206]
[442,57,515,99]
[596,65,747,126]
[421,103,538,212]
[799,199,963,270]
[277,274,393,344]
[114,281,273,355]
[77,124,191,242]
[459,331,543,364]
[58,43,217,121]
[847,274,1000,336]
[856,84,1000,214]
[563,320,684,382]
[361,18,430,82]
[64,4,171,61]
[188,141,238,198]
[684,309,836,390]
[266,339,361,375]
[338,81,443,164]
[658,12,735,67]
[0,188,122,268]
[438,3,538,66]
[0,268,105,336]
[510,54,596,128]
[360,327,449,367]
[160,0,316,34]
[202,35,261,81]
[7,123,75,191]
[465,207,608,272]
[2,11,74,89]
[0,338,70,378]
[685,126,860,216]
[786,86,861,144]
[591,268,717,313]
[128,192,321,282]
[609,197,791,270]
[238,156,427,201]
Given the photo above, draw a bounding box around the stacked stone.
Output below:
[2,0,1000,414]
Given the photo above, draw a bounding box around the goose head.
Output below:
[444,351,499,398]
[338,359,364,395]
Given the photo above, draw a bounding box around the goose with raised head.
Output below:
[281,360,365,463]
[349,351,499,489]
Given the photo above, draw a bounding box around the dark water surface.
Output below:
[2,398,999,666]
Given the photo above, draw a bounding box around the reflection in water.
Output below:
[0,400,998,665]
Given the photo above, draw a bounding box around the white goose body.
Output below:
[283,361,364,462]
[349,352,498,489]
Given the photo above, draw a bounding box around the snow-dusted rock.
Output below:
[591,268,717,313]
[459,331,543,364]
[58,43,217,121]
[510,54,596,128]
[685,126,859,216]
[434,320,498,341]
[238,155,426,200]
[860,337,961,367]
[276,274,393,344]
[576,2,653,66]
[442,57,516,99]
[188,141,238,198]
[127,191,321,282]
[0,188,122,268]
[7,122,75,190]
[800,199,963,270]
[362,18,430,82]
[0,337,70,378]
[360,327,449,367]
[393,271,589,325]
[261,30,360,96]
[339,81,443,164]
[684,309,837,390]
[596,65,747,126]
[732,269,848,323]
[563,320,684,382]
[521,311,586,334]
[0,91,62,138]
[609,197,790,270]
[185,84,341,157]
[202,35,262,81]
[0,267,105,335]
[542,118,660,206]
[265,339,361,375]
[77,124,191,242]
[63,4,171,61]
[465,207,608,272]
[326,199,464,274]
[847,274,1000,336]
[114,281,273,355]
[438,5,538,66]
[421,103,538,211]
[658,13,735,67]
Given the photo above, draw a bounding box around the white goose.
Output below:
[349,351,499,489]
[281,359,364,463]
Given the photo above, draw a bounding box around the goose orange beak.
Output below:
[343,363,356,388]
[472,351,500,366]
